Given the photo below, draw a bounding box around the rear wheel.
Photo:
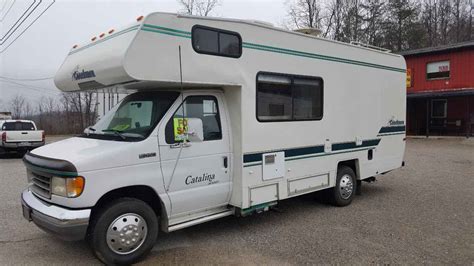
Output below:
[89,198,158,265]
[330,166,357,207]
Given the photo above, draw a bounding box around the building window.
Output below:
[192,25,242,58]
[431,99,447,118]
[426,60,450,80]
[257,72,323,122]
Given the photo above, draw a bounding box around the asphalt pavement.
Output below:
[0,136,472,265]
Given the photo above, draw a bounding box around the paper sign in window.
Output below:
[173,118,188,141]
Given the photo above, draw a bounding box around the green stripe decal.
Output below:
[378,132,405,136]
[242,42,404,73]
[141,28,191,39]
[142,24,191,35]
[243,139,380,167]
[139,24,404,73]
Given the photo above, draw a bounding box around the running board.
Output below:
[167,210,234,232]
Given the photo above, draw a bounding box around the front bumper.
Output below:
[21,189,91,241]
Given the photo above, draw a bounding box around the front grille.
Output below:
[30,172,51,199]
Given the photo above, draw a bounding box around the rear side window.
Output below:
[257,72,324,122]
[2,122,35,130]
[192,25,242,58]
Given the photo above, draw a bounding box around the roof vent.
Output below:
[294,28,321,37]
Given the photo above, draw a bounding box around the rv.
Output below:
[20,13,406,264]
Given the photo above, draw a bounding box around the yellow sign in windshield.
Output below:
[111,124,130,131]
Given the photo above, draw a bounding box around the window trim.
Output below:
[426,60,450,81]
[165,95,223,144]
[431,99,447,119]
[256,71,324,123]
[191,24,242,59]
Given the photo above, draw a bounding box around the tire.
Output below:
[330,165,357,207]
[89,198,159,265]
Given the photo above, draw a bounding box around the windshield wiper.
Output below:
[88,127,96,132]
[102,129,126,140]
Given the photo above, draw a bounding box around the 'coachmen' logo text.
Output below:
[185,173,215,185]
[388,116,405,126]
[72,69,96,81]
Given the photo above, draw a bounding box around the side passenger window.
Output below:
[165,96,222,144]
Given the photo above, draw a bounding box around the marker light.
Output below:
[91,37,97,41]
[136,15,144,22]
[108,29,115,34]
[51,176,85,198]
[99,33,105,38]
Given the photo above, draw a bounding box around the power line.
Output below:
[0,0,54,53]
[0,0,41,44]
[0,79,59,96]
[0,0,15,21]
[0,75,54,81]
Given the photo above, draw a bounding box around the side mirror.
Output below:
[185,118,204,142]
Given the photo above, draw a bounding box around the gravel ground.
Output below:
[0,136,472,265]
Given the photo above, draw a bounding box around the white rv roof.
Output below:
[54,12,404,92]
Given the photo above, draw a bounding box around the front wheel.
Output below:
[89,198,159,265]
[330,166,357,207]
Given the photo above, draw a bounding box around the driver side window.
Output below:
[165,96,222,144]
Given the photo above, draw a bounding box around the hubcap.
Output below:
[106,213,148,255]
[339,174,354,200]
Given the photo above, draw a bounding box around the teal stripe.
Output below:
[244,162,262,167]
[378,132,405,136]
[139,24,404,73]
[243,146,376,167]
[243,42,405,73]
[142,24,191,35]
[69,25,140,55]
[141,28,191,39]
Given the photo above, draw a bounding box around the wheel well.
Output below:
[92,186,165,219]
[337,159,360,179]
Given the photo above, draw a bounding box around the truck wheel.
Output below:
[331,166,357,207]
[89,198,158,265]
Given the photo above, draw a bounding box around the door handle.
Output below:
[169,143,181,149]
[169,142,192,149]
[21,132,28,134]
[223,156,228,168]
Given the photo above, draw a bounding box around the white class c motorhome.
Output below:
[20,12,406,264]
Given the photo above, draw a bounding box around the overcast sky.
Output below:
[0,0,287,109]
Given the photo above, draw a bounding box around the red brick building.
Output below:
[400,41,474,136]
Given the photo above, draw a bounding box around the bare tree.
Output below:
[323,0,345,40]
[286,0,324,29]
[360,0,385,46]
[177,0,220,16]
[10,94,26,119]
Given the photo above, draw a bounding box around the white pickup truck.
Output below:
[0,120,45,153]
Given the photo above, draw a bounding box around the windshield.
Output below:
[82,91,179,141]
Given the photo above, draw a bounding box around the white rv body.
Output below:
[22,12,406,263]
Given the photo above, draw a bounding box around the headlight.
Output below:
[51,176,85,198]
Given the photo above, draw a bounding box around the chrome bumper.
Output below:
[21,189,91,241]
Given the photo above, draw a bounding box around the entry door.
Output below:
[158,92,231,216]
